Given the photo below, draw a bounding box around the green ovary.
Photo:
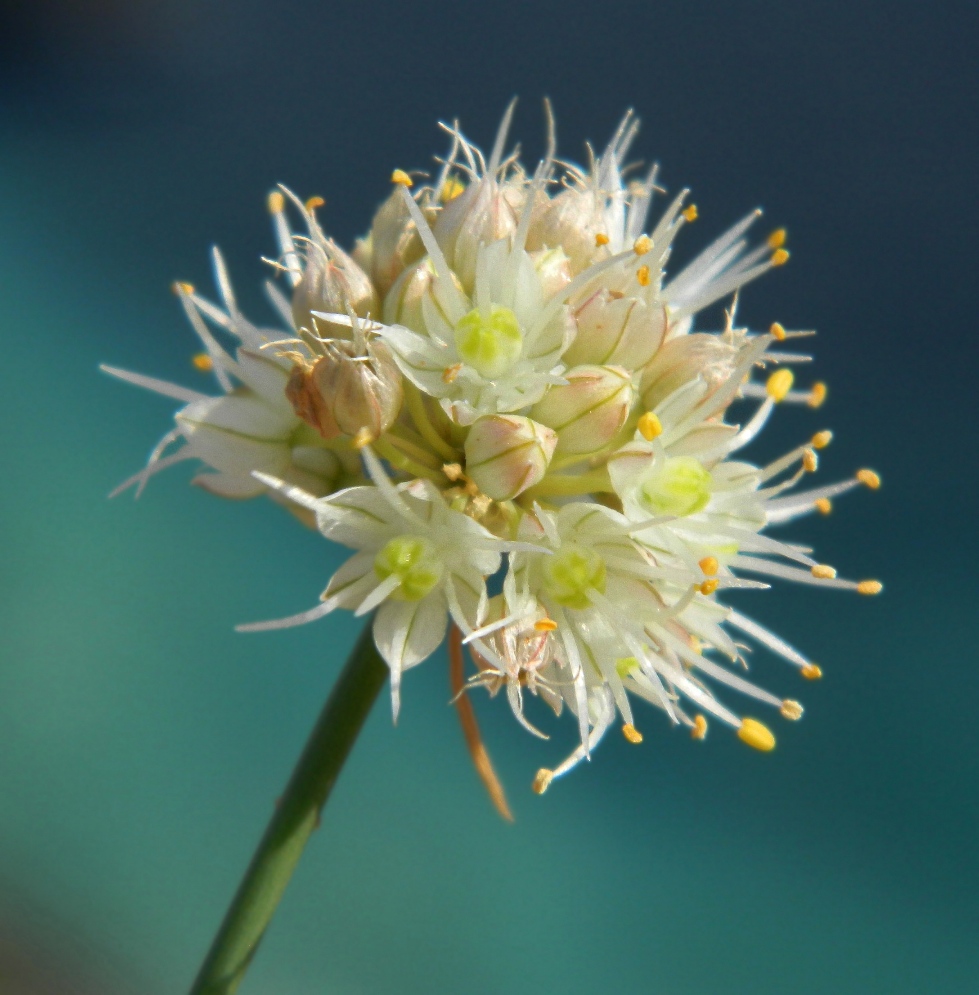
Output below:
[541,543,607,610]
[638,456,713,517]
[374,535,444,601]
[453,305,523,379]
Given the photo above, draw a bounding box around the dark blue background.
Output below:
[1,2,976,991]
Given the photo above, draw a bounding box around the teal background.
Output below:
[1,2,976,992]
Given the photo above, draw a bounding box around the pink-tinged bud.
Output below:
[355,187,426,297]
[286,336,404,441]
[526,188,605,273]
[530,365,635,455]
[639,334,738,411]
[464,415,558,500]
[291,241,379,338]
[434,178,522,292]
[564,290,667,370]
[529,247,573,300]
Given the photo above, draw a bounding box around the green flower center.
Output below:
[454,305,523,379]
[541,543,607,610]
[374,535,444,601]
[638,456,713,517]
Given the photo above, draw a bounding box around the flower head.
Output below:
[107,104,880,810]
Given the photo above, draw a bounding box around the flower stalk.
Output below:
[189,624,387,995]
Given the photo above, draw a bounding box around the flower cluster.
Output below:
[105,105,880,804]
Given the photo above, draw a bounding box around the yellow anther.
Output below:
[267,191,285,214]
[815,497,832,515]
[698,556,719,576]
[622,723,643,744]
[532,768,554,795]
[811,430,833,449]
[811,564,837,579]
[699,578,719,595]
[441,178,465,201]
[305,196,325,212]
[442,363,462,384]
[766,368,794,402]
[803,449,818,472]
[857,469,881,490]
[682,204,698,222]
[801,663,823,680]
[858,580,883,596]
[192,352,213,372]
[808,382,827,408]
[738,718,776,751]
[351,427,373,449]
[391,169,413,187]
[768,228,787,249]
[633,235,652,255]
[691,715,708,740]
[534,617,558,632]
[780,699,804,721]
[769,321,786,341]
[636,265,651,287]
[771,248,790,267]
[688,635,703,654]
[594,232,610,247]
[637,411,663,440]
[173,281,195,295]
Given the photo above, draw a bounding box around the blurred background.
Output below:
[1,1,976,992]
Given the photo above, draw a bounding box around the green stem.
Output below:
[189,625,387,995]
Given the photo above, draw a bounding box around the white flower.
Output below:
[102,249,350,512]
[238,447,523,717]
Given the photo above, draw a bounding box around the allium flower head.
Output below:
[106,103,881,809]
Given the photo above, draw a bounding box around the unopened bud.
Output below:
[530,365,635,455]
[639,333,738,411]
[291,241,379,338]
[286,335,404,441]
[566,291,667,370]
[526,187,606,273]
[464,415,557,500]
[355,187,425,297]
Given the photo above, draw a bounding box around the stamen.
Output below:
[441,178,465,201]
[769,321,786,341]
[803,449,818,472]
[699,556,719,576]
[267,191,285,214]
[815,497,832,514]
[811,564,837,579]
[808,382,827,407]
[637,411,663,440]
[442,363,462,383]
[857,580,883,595]
[738,718,776,751]
[192,352,213,372]
[682,204,698,222]
[801,663,823,680]
[173,281,195,295]
[634,235,653,255]
[699,578,719,595]
[532,768,554,794]
[811,430,833,449]
[780,700,804,720]
[771,248,790,266]
[622,723,643,744]
[691,715,708,739]
[637,264,651,287]
[305,195,325,211]
[595,233,610,247]
[768,228,787,249]
[857,469,881,489]
[766,368,794,402]
[534,618,558,632]
[390,169,413,187]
